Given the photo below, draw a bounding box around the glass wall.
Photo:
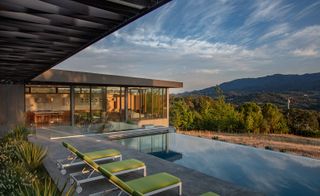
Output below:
[25,85,70,126]
[128,87,167,120]
[91,87,106,123]
[74,87,91,125]
[106,87,125,122]
[115,134,169,154]
[128,88,140,120]
[25,85,167,129]
[106,87,129,131]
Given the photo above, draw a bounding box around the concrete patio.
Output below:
[29,128,262,196]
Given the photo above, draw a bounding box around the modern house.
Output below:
[0,0,181,136]
[1,69,181,135]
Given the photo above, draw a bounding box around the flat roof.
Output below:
[31,69,183,88]
[0,0,171,83]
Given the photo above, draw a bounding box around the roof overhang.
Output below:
[0,0,171,84]
[31,69,183,88]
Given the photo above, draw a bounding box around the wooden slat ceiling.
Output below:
[0,0,170,84]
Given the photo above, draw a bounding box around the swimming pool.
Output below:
[115,133,320,196]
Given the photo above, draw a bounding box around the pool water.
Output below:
[115,133,320,196]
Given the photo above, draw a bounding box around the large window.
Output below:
[128,88,141,119]
[128,87,167,120]
[25,85,167,127]
[91,87,106,123]
[25,85,70,126]
[74,87,90,125]
[106,87,125,122]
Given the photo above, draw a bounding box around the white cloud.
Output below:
[295,1,320,20]
[114,31,255,59]
[259,23,290,41]
[292,48,318,57]
[245,0,292,25]
[278,26,320,47]
[85,46,109,54]
[276,25,320,57]
[195,69,221,74]
[93,64,109,68]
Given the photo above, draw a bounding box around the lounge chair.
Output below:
[79,155,182,196]
[57,142,122,175]
[70,157,146,193]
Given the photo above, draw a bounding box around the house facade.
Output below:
[0,69,182,136]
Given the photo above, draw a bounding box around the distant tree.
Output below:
[238,102,263,133]
[170,99,195,130]
[197,97,215,130]
[261,103,288,134]
[169,92,320,137]
[288,109,319,132]
[210,100,241,132]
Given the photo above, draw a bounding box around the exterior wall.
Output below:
[0,84,25,137]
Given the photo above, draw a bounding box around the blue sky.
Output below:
[56,0,320,92]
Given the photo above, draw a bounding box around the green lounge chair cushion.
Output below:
[200,192,220,196]
[84,149,120,160]
[62,142,120,160]
[100,159,145,174]
[126,172,181,194]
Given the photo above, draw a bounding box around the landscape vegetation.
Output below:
[170,73,320,159]
[0,126,74,195]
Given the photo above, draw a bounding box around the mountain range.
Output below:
[179,72,320,110]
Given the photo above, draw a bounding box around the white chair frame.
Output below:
[56,151,122,175]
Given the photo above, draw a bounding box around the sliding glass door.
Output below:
[74,87,90,125]
[128,87,168,121]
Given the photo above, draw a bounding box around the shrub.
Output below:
[0,162,37,195]
[293,129,320,138]
[3,125,29,142]
[126,120,135,125]
[212,136,219,140]
[19,177,75,196]
[0,127,65,196]
[265,146,274,150]
[288,109,320,137]
[16,141,47,171]
[0,139,23,162]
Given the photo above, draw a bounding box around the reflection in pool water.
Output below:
[115,133,320,196]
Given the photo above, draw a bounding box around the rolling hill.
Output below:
[179,72,320,110]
